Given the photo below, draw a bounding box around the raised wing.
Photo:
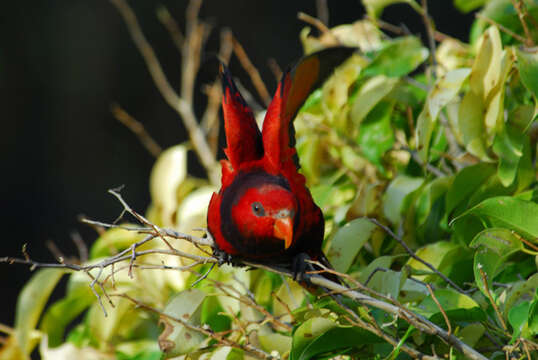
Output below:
[220,63,264,170]
[261,47,356,171]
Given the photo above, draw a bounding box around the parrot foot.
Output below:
[292,252,314,283]
[212,248,234,266]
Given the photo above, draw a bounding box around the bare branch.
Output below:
[426,283,452,336]
[108,0,219,185]
[71,231,89,263]
[156,5,184,52]
[111,103,163,158]
[201,28,234,156]
[267,58,283,83]
[232,37,272,106]
[476,13,527,43]
[420,0,438,79]
[316,0,329,27]
[479,267,508,332]
[367,218,467,294]
[117,293,275,360]
[510,0,536,46]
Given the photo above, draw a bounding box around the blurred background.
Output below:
[0,0,473,326]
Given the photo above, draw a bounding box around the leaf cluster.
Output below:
[2,0,538,359]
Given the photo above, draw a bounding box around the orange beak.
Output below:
[273,217,293,249]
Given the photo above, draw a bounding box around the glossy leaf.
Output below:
[453,0,487,13]
[328,218,376,273]
[452,196,538,239]
[445,163,496,216]
[383,175,424,225]
[362,0,422,19]
[362,36,428,78]
[470,228,523,295]
[158,289,206,357]
[416,68,471,161]
[149,145,188,227]
[15,269,66,355]
[357,101,395,167]
[290,318,380,360]
[508,301,530,340]
[416,288,486,322]
[350,75,398,125]
[516,46,538,98]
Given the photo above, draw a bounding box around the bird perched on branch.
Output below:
[207,47,355,281]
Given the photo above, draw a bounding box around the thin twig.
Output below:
[201,28,233,156]
[181,0,205,105]
[426,284,452,335]
[479,267,508,331]
[156,5,184,52]
[368,16,452,42]
[510,0,535,47]
[475,13,527,44]
[297,12,333,38]
[111,103,162,158]
[367,218,467,294]
[316,0,329,27]
[71,231,88,263]
[117,293,275,360]
[109,0,219,185]
[420,0,438,80]
[267,58,282,83]
[232,36,272,106]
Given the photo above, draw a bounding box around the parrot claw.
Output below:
[213,248,235,266]
[292,252,313,283]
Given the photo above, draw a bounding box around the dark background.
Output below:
[0,0,473,328]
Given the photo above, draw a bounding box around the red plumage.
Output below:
[208,47,354,274]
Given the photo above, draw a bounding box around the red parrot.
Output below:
[207,47,354,279]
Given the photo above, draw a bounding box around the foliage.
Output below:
[2,0,538,359]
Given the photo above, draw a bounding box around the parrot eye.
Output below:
[251,202,265,217]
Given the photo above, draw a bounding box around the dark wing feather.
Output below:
[220,63,264,170]
[261,46,356,170]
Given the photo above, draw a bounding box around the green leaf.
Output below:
[90,227,144,259]
[383,175,424,225]
[508,301,530,341]
[290,319,380,360]
[368,269,404,300]
[458,323,486,348]
[492,124,525,187]
[416,288,486,322]
[469,228,524,255]
[327,218,377,273]
[200,296,231,333]
[470,26,503,98]
[406,241,460,281]
[458,90,489,159]
[357,256,396,284]
[416,68,471,161]
[362,36,428,78]
[452,197,538,239]
[453,0,487,13]
[503,273,538,319]
[40,285,95,347]
[529,297,538,335]
[516,46,538,98]
[445,163,496,216]
[158,289,207,357]
[362,0,423,19]
[357,101,395,167]
[258,332,292,356]
[15,268,66,355]
[350,75,398,125]
[470,228,524,295]
[149,144,188,227]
